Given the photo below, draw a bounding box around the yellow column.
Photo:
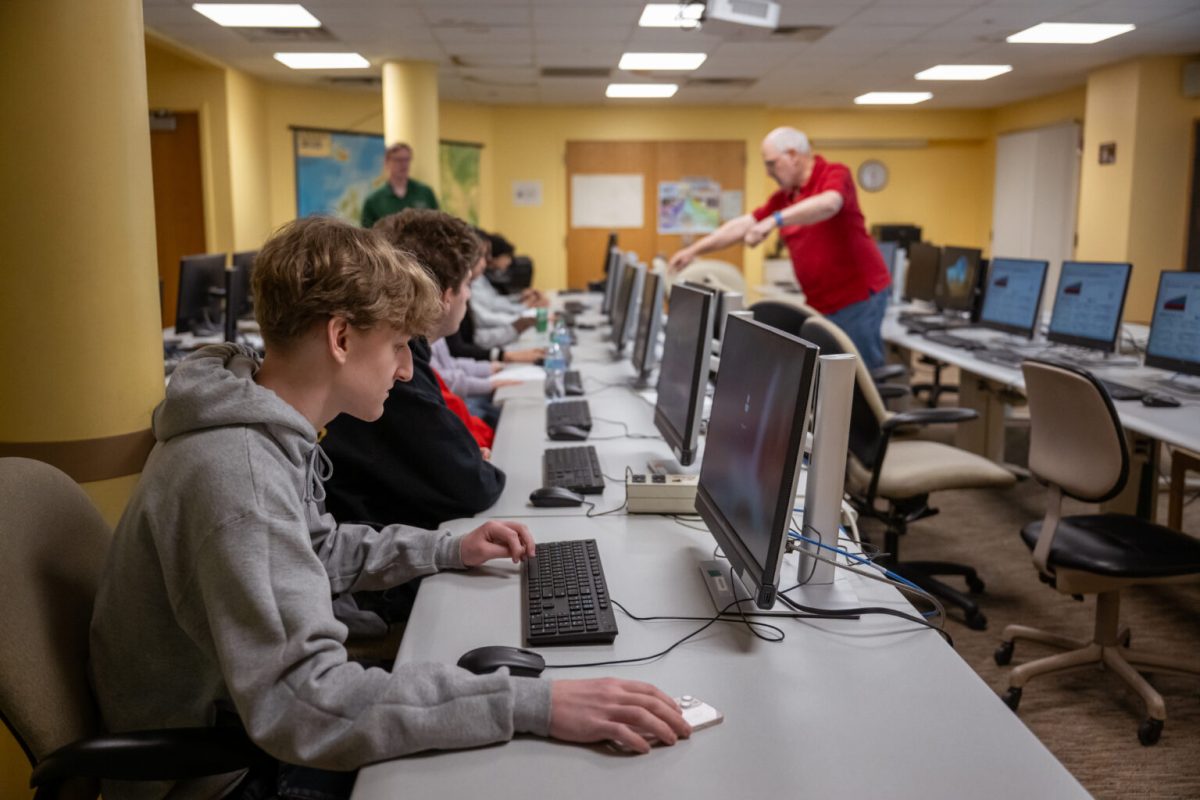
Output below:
[382,60,441,195]
[0,0,164,528]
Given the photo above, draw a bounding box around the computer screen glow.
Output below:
[1047,261,1132,351]
[978,257,1048,337]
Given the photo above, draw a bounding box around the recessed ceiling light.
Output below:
[854,92,933,105]
[638,3,704,29]
[274,52,369,69]
[1006,23,1135,44]
[606,83,679,98]
[916,65,1012,81]
[193,4,320,27]
[619,53,707,71]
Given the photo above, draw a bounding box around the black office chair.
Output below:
[0,458,269,799]
[995,360,1200,745]
[800,318,1015,629]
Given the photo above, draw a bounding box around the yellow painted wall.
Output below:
[225,69,273,251]
[993,87,1086,136]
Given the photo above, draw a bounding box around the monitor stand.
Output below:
[647,438,706,476]
[698,551,859,617]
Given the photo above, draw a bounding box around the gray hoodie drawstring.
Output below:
[305,445,333,503]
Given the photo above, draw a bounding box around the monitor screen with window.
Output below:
[978,257,1049,338]
[1145,270,1200,377]
[1046,260,1132,352]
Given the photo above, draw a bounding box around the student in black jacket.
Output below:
[322,211,504,530]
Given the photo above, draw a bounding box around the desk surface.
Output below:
[353,294,1089,800]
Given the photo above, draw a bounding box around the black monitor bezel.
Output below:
[874,239,899,278]
[1046,260,1133,353]
[632,271,665,379]
[695,315,819,610]
[230,250,257,319]
[934,245,984,313]
[175,253,227,334]
[610,262,644,353]
[1144,270,1200,377]
[977,256,1049,339]
[904,242,940,303]
[653,284,715,467]
[600,247,622,315]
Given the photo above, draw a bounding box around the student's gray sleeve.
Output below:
[309,512,467,594]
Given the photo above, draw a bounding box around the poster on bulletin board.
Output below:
[657,179,721,234]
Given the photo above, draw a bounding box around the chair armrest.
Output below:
[870,364,907,383]
[31,727,268,789]
[881,407,978,432]
[876,384,910,400]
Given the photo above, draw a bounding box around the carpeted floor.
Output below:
[861,420,1200,799]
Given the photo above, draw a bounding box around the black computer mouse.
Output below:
[1141,393,1181,408]
[457,646,546,678]
[529,486,585,507]
[547,424,589,441]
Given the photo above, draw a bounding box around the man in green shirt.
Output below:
[361,142,439,227]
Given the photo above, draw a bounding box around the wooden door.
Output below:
[149,111,206,327]
[565,140,746,290]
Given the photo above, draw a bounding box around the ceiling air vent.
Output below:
[685,77,756,89]
[323,76,382,88]
[769,25,831,42]
[230,26,337,43]
[540,67,613,79]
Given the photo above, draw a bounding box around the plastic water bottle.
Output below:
[544,339,566,399]
[552,316,572,366]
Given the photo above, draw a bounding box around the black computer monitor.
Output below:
[874,240,899,279]
[610,261,644,354]
[600,247,622,315]
[1046,260,1132,352]
[175,253,227,334]
[654,284,715,468]
[978,257,1049,338]
[1144,270,1200,377]
[695,315,820,610]
[904,242,940,303]
[716,292,744,343]
[934,246,983,313]
[230,250,257,319]
[871,223,922,253]
[602,232,618,273]
[631,271,665,381]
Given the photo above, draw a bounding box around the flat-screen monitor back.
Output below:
[934,246,983,313]
[611,262,644,352]
[601,247,622,315]
[1145,270,1200,377]
[874,240,899,278]
[978,257,1048,338]
[904,242,940,302]
[230,250,257,319]
[632,271,665,378]
[695,316,819,609]
[654,284,715,467]
[176,253,227,334]
[1046,260,1132,352]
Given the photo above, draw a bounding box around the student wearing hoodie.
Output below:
[88,217,689,800]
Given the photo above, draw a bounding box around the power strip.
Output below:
[626,473,699,514]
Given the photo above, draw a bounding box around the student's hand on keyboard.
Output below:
[549,678,691,754]
[459,521,536,566]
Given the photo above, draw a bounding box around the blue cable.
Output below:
[788,529,934,610]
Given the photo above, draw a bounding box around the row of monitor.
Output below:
[893,241,1200,376]
[174,251,256,340]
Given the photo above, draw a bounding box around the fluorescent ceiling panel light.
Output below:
[638,3,704,28]
[274,52,369,69]
[854,92,932,105]
[619,52,707,71]
[1006,23,1135,44]
[193,4,320,27]
[606,83,679,98]
[916,64,1012,81]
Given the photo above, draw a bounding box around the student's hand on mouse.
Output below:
[549,678,691,754]
[460,521,535,566]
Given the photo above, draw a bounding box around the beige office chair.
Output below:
[994,361,1200,746]
[800,317,1016,630]
[0,458,265,799]
[667,258,747,296]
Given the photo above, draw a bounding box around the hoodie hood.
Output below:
[154,344,318,468]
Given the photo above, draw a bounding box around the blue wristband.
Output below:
[772,211,784,228]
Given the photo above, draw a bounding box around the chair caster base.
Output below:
[1002,686,1022,711]
[1138,718,1163,746]
[965,610,988,631]
[994,640,1014,666]
[966,575,985,594]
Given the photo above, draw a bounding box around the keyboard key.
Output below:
[523,539,618,646]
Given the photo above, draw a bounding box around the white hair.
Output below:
[764,127,811,155]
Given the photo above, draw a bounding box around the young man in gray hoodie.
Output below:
[88,216,689,800]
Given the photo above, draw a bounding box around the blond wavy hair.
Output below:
[253,216,442,347]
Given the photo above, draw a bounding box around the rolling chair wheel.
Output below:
[1138,718,1163,746]
[1120,630,1132,648]
[994,640,1014,666]
[1001,686,1022,711]
[965,610,988,631]
[966,575,986,594]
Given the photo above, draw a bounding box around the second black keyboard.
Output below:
[564,370,584,396]
[524,539,618,646]
[924,330,985,350]
[547,399,592,430]
[543,445,605,494]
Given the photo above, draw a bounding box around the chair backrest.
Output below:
[1021,360,1129,503]
[0,458,111,765]
[667,258,747,296]
[507,256,533,291]
[749,298,820,337]
[800,317,890,470]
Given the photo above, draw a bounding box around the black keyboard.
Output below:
[924,331,985,350]
[564,370,584,396]
[564,300,586,315]
[543,446,605,494]
[1098,379,1144,401]
[547,399,592,430]
[976,348,1025,367]
[524,539,618,646]
[902,314,970,334]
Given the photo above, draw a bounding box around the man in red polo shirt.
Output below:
[668,127,891,368]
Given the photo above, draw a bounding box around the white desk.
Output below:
[352,294,1090,800]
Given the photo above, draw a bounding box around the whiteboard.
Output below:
[570,174,644,228]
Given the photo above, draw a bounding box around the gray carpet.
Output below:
[861,425,1200,799]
